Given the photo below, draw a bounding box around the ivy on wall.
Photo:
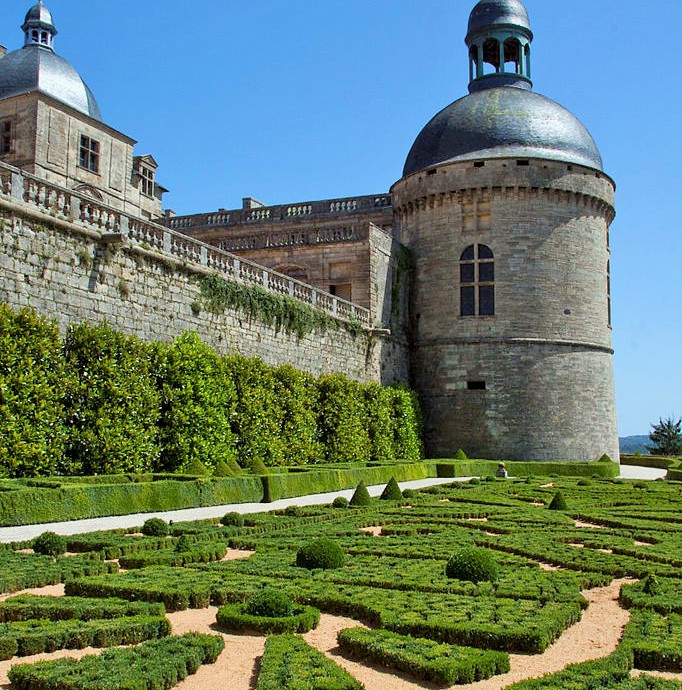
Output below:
[0,304,423,478]
[198,273,363,339]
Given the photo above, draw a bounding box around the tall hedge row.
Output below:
[0,306,423,477]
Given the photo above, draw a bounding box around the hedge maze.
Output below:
[1,475,681,688]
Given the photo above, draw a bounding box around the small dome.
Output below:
[0,46,102,121]
[403,87,602,177]
[23,2,54,27]
[467,0,531,39]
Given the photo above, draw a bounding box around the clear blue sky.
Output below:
[1,1,680,438]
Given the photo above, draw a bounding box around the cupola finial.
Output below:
[21,1,58,50]
[465,0,533,94]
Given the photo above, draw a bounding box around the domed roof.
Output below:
[0,45,102,121]
[403,87,603,177]
[467,0,531,38]
[23,2,54,27]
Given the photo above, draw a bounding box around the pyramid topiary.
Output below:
[380,477,403,500]
[227,457,243,474]
[548,491,569,511]
[349,480,372,507]
[184,458,209,476]
[249,457,268,475]
[213,460,235,477]
[455,449,468,460]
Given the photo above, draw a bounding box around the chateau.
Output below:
[0,1,619,463]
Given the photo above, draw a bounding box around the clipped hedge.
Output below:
[216,602,320,635]
[433,458,620,479]
[8,632,224,690]
[256,634,363,690]
[0,476,264,526]
[338,627,510,685]
[118,541,227,569]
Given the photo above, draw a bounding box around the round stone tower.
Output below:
[392,0,618,462]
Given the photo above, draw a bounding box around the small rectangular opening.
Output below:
[467,381,487,390]
[516,160,529,167]
[474,161,485,168]
[427,168,437,176]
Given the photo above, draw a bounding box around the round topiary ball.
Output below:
[332,496,349,509]
[221,512,245,527]
[446,547,498,583]
[33,531,66,557]
[245,589,294,618]
[141,518,169,537]
[296,538,345,570]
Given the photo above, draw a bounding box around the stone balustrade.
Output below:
[0,161,371,327]
[165,193,392,231]
[217,224,367,252]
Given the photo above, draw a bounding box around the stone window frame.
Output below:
[139,164,155,198]
[0,118,13,156]
[79,135,100,174]
[460,244,495,317]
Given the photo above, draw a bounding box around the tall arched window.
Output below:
[460,245,495,316]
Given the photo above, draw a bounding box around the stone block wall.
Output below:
[0,208,408,385]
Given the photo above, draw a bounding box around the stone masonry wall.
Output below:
[0,207,408,385]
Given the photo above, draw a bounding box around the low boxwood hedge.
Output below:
[216,602,320,634]
[337,627,510,685]
[256,634,363,690]
[118,541,227,569]
[8,632,224,690]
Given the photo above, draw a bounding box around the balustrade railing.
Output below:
[165,193,392,231]
[217,224,367,252]
[0,161,370,328]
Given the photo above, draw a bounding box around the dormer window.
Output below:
[140,166,154,197]
[79,135,100,173]
[0,120,12,155]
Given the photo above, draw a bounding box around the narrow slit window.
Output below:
[0,120,12,155]
[460,244,495,317]
[467,381,487,390]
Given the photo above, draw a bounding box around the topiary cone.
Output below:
[380,477,403,500]
[213,460,235,477]
[455,449,468,460]
[548,491,569,511]
[249,457,268,475]
[183,458,209,476]
[350,480,372,506]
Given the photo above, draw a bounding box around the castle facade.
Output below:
[0,1,619,462]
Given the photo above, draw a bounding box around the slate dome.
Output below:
[0,2,102,121]
[403,87,603,177]
[467,0,532,39]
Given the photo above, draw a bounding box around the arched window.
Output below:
[460,245,495,316]
[503,38,521,75]
[482,38,500,75]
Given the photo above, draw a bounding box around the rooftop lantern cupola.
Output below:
[466,0,533,93]
[21,1,57,50]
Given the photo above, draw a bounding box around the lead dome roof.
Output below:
[0,3,102,121]
[403,0,603,177]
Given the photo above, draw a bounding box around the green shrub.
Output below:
[296,538,345,570]
[141,518,169,537]
[577,479,591,486]
[0,636,18,660]
[183,458,209,476]
[246,589,294,618]
[174,535,193,552]
[8,633,224,690]
[221,512,245,527]
[446,547,498,583]
[317,374,370,464]
[402,488,418,499]
[455,449,469,460]
[338,627,510,685]
[380,477,403,500]
[364,383,395,463]
[62,323,160,475]
[155,332,238,473]
[32,532,66,557]
[391,386,424,462]
[249,457,268,475]
[217,602,320,635]
[0,305,67,477]
[548,491,569,511]
[332,496,349,509]
[350,480,372,507]
[213,460,235,477]
[256,634,363,690]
